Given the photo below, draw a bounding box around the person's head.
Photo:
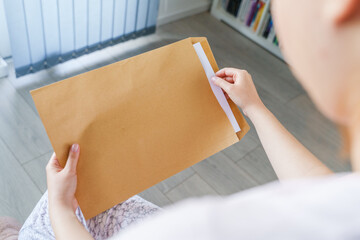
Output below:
[271,0,360,127]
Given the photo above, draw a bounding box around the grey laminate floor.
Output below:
[0,12,351,223]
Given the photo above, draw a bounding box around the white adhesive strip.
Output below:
[193,42,241,132]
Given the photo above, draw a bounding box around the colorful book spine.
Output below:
[258,11,270,36]
[249,1,261,27]
[262,16,272,38]
[273,36,279,46]
[245,0,259,26]
[252,1,265,31]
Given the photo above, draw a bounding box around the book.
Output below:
[262,16,272,38]
[245,0,258,26]
[252,1,265,31]
[267,25,276,43]
[258,11,270,36]
[249,1,261,27]
[239,0,251,22]
[226,0,242,17]
[273,36,279,46]
[221,0,230,10]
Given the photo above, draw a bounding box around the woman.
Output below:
[19,0,360,239]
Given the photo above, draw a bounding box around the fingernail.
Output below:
[71,144,79,153]
[211,76,216,81]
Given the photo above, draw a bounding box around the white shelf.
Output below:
[0,57,8,78]
[210,0,283,60]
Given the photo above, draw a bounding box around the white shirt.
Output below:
[112,174,360,240]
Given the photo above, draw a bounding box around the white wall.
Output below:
[0,0,212,58]
[158,0,212,25]
[0,0,11,58]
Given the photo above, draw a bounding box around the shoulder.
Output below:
[113,173,360,240]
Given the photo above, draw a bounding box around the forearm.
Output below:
[247,103,333,180]
[50,205,93,240]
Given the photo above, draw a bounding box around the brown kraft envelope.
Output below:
[31,37,250,219]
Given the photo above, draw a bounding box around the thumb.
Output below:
[65,144,80,172]
[46,153,63,173]
[211,76,232,93]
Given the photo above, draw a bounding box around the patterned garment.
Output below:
[19,191,161,240]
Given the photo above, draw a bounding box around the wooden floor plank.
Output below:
[22,152,52,193]
[139,186,172,207]
[286,94,351,172]
[166,174,218,203]
[6,61,56,113]
[236,146,278,185]
[192,152,257,195]
[0,138,42,223]
[0,79,52,163]
[222,129,259,162]
[155,168,195,194]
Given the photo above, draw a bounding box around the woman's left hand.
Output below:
[46,144,94,239]
[46,144,80,213]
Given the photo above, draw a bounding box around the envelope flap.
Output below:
[190,37,250,140]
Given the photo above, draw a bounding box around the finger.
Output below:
[233,70,249,84]
[211,76,232,93]
[65,144,80,172]
[46,153,63,173]
[215,68,240,78]
[224,77,234,83]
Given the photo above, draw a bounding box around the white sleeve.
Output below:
[111,174,360,240]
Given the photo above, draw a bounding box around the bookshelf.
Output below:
[211,0,283,60]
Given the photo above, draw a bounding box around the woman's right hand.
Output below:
[211,67,264,117]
